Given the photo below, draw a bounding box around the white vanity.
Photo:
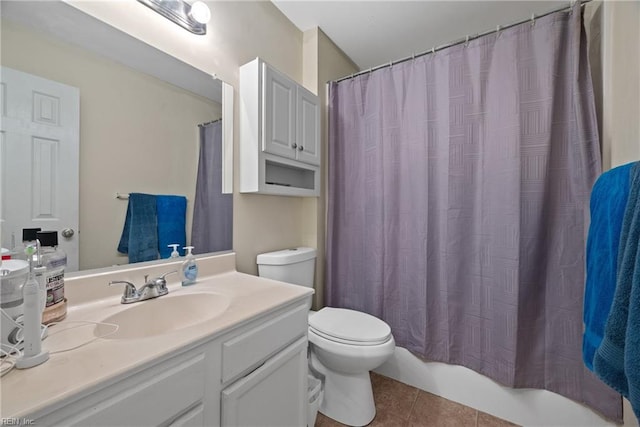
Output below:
[0,253,313,426]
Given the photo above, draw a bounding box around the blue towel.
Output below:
[156,195,187,259]
[594,161,640,420]
[583,162,635,370]
[117,193,159,263]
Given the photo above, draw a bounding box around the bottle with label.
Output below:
[36,231,67,324]
[181,246,198,286]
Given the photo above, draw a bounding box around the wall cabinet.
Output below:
[27,300,310,427]
[240,57,320,197]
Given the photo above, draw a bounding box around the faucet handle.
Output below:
[109,280,138,304]
[141,270,178,297]
[155,270,178,295]
[160,270,178,280]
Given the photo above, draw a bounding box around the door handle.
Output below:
[61,228,75,238]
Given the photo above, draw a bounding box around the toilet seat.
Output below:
[309,307,391,346]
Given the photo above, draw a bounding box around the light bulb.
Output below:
[190,1,211,24]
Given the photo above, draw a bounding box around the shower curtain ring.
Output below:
[531,14,536,26]
[496,24,502,37]
[431,46,436,55]
[465,35,470,47]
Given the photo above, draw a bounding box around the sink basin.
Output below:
[94,293,231,340]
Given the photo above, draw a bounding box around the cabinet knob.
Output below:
[292,143,297,149]
[298,146,304,151]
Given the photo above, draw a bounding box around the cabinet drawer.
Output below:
[222,303,307,383]
[50,353,206,426]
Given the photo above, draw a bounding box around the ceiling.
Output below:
[272,1,567,71]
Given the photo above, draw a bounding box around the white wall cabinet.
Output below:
[240,57,320,197]
[27,300,310,427]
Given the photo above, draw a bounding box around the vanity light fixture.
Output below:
[137,0,211,35]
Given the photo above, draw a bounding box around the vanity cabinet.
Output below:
[33,347,213,426]
[221,338,307,426]
[220,303,309,427]
[240,57,320,197]
[26,299,310,427]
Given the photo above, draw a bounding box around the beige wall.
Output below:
[66,1,307,274]
[603,3,640,425]
[602,0,640,170]
[301,28,359,309]
[0,20,221,270]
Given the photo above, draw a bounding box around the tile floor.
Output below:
[315,372,520,427]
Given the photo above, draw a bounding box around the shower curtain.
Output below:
[191,120,233,254]
[326,4,621,421]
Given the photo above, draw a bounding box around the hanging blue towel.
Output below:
[156,195,187,259]
[117,193,159,263]
[594,161,640,420]
[583,162,635,370]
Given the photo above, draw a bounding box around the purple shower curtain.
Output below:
[326,4,621,421]
[191,120,232,254]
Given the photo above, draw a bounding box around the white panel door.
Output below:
[296,86,320,166]
[0,67,79,271]
[262,63,296,160]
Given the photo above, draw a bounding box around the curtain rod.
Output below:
[334,0,592,84]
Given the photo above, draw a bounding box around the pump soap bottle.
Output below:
[181,246,198,286]
[168,244,180,258]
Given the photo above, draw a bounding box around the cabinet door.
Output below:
[221,337,307,427]
[263,63,296,159]
[296,86,320,166]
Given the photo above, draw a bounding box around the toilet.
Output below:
[257,247,395,427]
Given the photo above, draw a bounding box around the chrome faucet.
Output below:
[109,270,177,304]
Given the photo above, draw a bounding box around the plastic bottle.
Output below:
[15,246,49,369]
[181,246,198,286]
[168,244,180,258]
[36,231,67,324]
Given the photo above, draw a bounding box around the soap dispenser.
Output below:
[181,246,198,286]
[168,244,180,258]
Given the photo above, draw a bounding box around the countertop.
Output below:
[0,252,313,419]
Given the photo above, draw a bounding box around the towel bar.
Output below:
[116,192,188,201]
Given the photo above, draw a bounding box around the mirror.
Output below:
[0,1,233,272]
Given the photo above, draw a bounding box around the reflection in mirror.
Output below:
[0,1,233,272]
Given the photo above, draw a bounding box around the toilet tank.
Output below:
[256,247,316,288]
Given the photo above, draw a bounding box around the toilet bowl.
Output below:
[257,248,396,427]
[308,308,395,426]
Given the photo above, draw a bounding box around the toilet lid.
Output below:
[309,307,391,345]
